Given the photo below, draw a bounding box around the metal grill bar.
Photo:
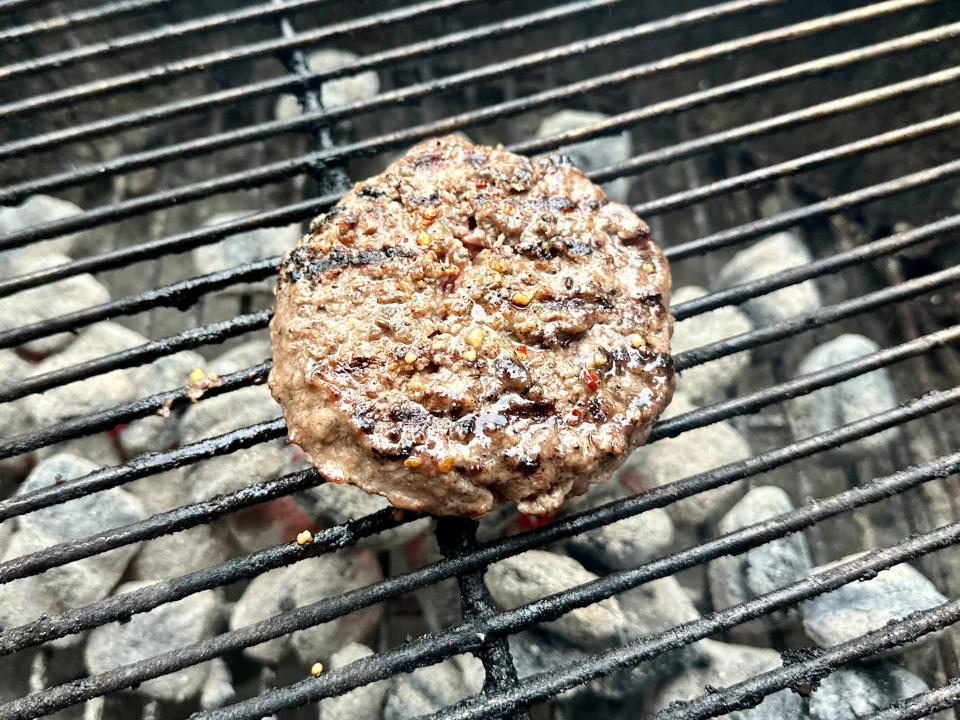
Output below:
[0,0,171,42]
[0,0,341,81]
[666,156,960,260]
[0,310,271,403]
[0,361,270,460]
[0,1,946,244]
[588,64,960,184]
[671,268,960,370]
[0,418,286,520]
[652,601,960,720]
[0,0,44,14]
[0,0,813,205]
[0,188,950,382]
[0,469,324,586]
[0,3,956,716]
[864,679,960,720]
[0,259,279,350]
[417,536,960,720]
[435,518,525,719]
[192,457,960,720]
[4,391,957,719]
[1,251,952,506]
[670,215,960,320]
[0,0,629,161]
[2,266,954,512]
[635,110,960,218]
[0,201,325,299]
[0,384,953,616]
[4,59,959,302]
[0,0,485,118]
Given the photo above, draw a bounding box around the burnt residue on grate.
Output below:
[0,1,959,720]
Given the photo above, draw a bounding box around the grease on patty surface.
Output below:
[269,135,674,517]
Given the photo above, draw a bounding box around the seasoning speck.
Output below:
[580,369,600,392]
[437,456,455,473]
[310,662,324,677]
[404,456,423,469]
[188,368,206,383]
[296,530,313,546]
[511,291,533,307]
[465,328,486,348]
[416,231,432,246]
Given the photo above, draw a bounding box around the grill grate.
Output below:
[0,1,958,719]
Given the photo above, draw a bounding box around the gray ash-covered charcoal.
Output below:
[199,658,236,711]
[0,350,35,482]
[0,249,111,356]
[22,322,147,426]
[670,285,753,405]
[802,555,947,657]
[536,109,633,203]
[617,392,751,526]
[382,655,483,720]
[0,195,85,258]
[564,504,674,571]
[317,643,389,720]
[193,212,301,294]
[485,549,628,649]
[229,550,383,666]
[0,454,146,645]
[85,582,219,703]
[274,49,381,121]
[713,231,821,327]
[708,487,811,639]
[787,334,900,457]
[118,349,205,457]
[651,639,805,719]
[807,664,950,720]
[298,481,430,550]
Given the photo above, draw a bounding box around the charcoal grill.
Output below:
[0,0,959,718]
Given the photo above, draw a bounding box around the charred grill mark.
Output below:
[283,246,413,282]
[335,356,375,374]
[541,294,614,312]
[515,456,540,475]
[372,441,416,461]
[506,398,556,418]
[356,185,385,198]
[452,413,476,440]
[516,234,594,260]
[388,403,430,425]
[627,348,675,372]
[588,396,607,422]
[308,204,342,232]
[352,402,377,434]
[409,190,441,206]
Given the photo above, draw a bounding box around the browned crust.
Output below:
[269,135,674,517]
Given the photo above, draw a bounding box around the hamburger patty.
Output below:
[269,135,674,518]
